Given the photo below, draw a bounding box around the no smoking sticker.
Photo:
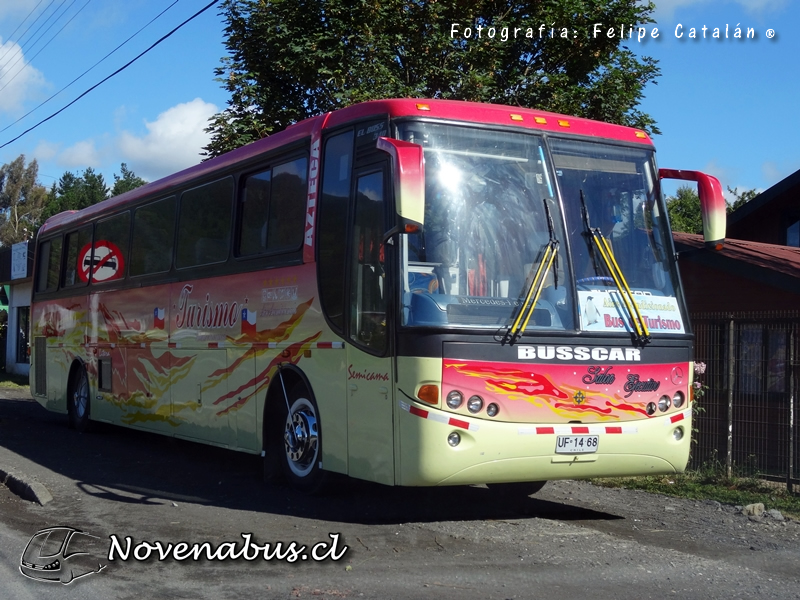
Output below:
[78,241,125,283]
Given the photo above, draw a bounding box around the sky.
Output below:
[0,0,797,202]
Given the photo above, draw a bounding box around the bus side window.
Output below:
[349,170,386,352]
[131,197,176,276]
[91,212,130,284]
[318,130,354,333]
[35,237,63,293]
[267,157,307,252]
[176,178,234,269]
[239,170,271,256]
[62,226,92,287]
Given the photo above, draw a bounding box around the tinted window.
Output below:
[63,227,92,287]
[176,178,234,269]
[317,131,353,331]
[239,157,307,256]
[36,237,62,293]
[91,213,130,284]
[131,197,176,276]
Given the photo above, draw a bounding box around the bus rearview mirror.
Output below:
[659,168,726,250]
[377,137,425,230]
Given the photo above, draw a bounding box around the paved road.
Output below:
[1,391,799,599]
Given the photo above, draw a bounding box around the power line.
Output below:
[0,0,47,60]
[0,0,180,134]
[0,0,221,151]
[0,0,60,73]
[0,0,88,93]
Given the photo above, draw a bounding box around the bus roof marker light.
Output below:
[510,114,523,121]
[558,119,570,127]
[635,131,647,139]
[534,117,547,124]
[416,103,431,111]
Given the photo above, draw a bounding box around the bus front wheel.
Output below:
[68,364,92,433]
[280,385,328,494]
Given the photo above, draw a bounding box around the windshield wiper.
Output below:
[504,199,559,344]
[580,191,651,345]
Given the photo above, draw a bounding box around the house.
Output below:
[672,168,800,488]
[0,240,33,377]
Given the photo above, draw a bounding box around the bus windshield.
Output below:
[397,122,685,336]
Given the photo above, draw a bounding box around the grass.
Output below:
[0,372,30,389]
[597,465,800,519]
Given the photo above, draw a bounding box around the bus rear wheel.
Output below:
[68,364,92,433]
[280,385,328,494]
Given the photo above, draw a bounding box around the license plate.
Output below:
[555,435,599,454]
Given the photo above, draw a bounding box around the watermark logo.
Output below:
[19,526,107,585]
[20,527,349,584]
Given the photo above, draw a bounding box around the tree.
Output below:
[727,185,758,213]
[666,185,702,234]
[0,155,47,245]
[40,164,146,226]
[205,0,660,157]
[111,163,147,197]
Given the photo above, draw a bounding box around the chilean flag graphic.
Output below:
[242,307,257,336]
[153,307,165,330]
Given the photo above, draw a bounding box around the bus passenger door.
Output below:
[345,168,395,485]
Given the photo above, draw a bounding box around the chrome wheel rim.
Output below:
[283,397,318,478]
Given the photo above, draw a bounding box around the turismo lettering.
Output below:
[175,284,239,330]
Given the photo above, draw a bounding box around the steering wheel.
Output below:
[576,276,614,286]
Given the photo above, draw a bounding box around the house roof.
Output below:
[727,168,800,227]
[673,232,800,295]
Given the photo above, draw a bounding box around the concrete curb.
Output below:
[0,466,53,505]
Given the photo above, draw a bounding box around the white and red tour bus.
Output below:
[30,99,726,494]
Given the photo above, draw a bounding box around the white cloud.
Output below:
[58,140,101,169]
[0,37,47,114]
[116,98,218,181]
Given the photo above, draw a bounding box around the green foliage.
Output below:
[40,163,147,226]
[205,0,661,157]
[727,185,759,212]
[111,163,148,197]
[597,468,800,519]
[666,185,703,234]
[0,155,47,246]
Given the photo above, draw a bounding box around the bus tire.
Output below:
[68,363,92,433]
[279,384,328,494]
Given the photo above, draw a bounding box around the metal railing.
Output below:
[690,311,799,491]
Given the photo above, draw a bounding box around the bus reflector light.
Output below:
[446,390,463,409]
[658,395,671,412]
[672,391,685,409]
[448,432,461,447]
[467,395,484,414]
[417,385,439,405]
[486,403,499,417]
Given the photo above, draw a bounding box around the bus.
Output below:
[30,98,726,494]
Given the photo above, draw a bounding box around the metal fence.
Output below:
[691,311,799,491]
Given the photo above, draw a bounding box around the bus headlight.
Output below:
[658,395,672,412]
[486,403,499,417]
[672,391,685,409]
[467,395,484,414]
[646,402,657,416]
[446,390,463,409]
